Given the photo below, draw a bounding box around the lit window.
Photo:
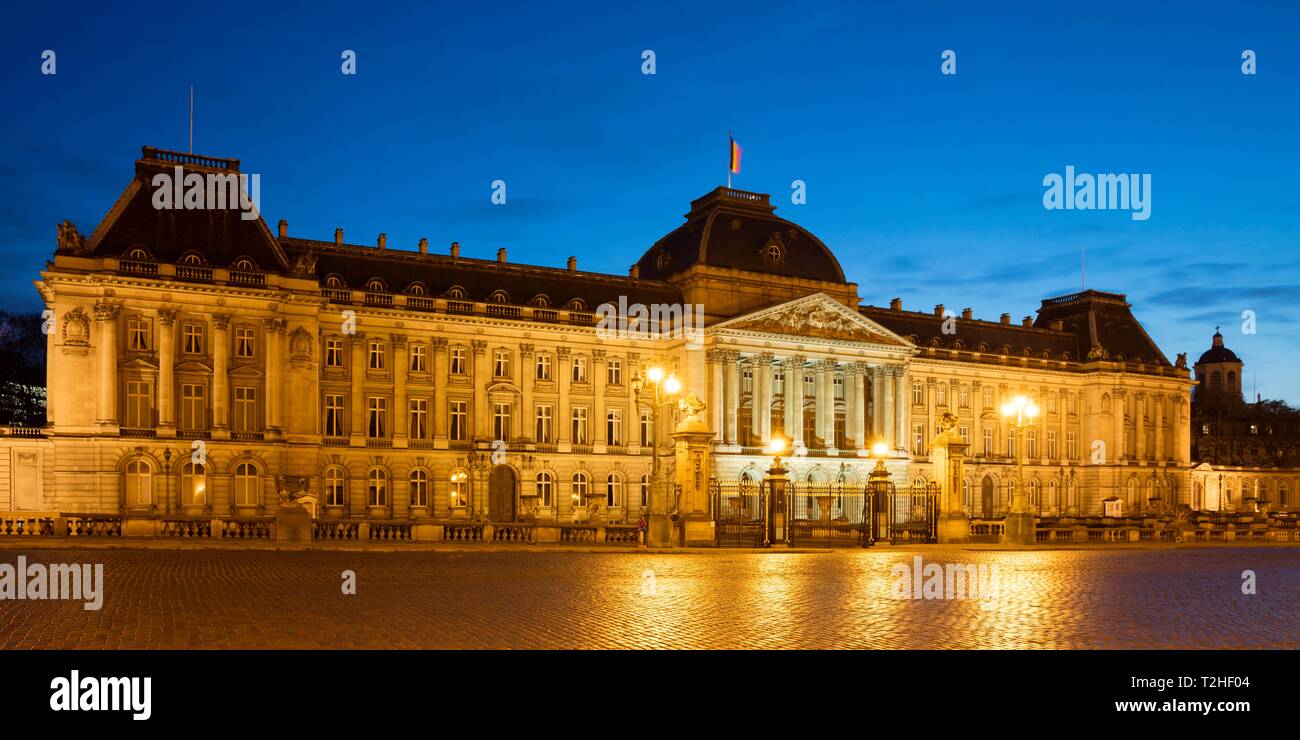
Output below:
[125,459,152,505]
[325,467,346,507]
[449,469,468,507]
[367,468,388,507]
[234,462,260,507]
[572,472,589,506]
[180,462,206,506]
[535,472,554,507]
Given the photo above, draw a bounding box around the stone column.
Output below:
[557,347,571,446]
[393,334,408,444]
[789,356,805,450]
[593,349,607,447]
[471,340,488,441]
[925,378,937,453]
[1176,397,1190,463]
[212,314,231,436]
[94,301,120,427]
[756,353,773,444]
[971,380,983,452]
[264,319,285,433]
[894,366,908,451]
[724,351,739,446]
[882,366,895,451]
[1154,393,1165,462]
[1135,392,1147,461]
[844,363,857,449]
[870,366,884,443]
[157,309,176,433]
[627,352,640,449]
[707,350,724,441]
[432,338,449,445]
[852,363,868,453]
[348,333,366,443]
[813,360,829,446]
[1113,388,1126,463]
[520,344,535,442]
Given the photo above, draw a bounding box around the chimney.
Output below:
[961,307,972,320]
[1022,316,1033,328]
[1000,313,1011,325]
[933,304,945,317]
[377,233,387,250]
[629,264,640,279]
[497,247,507,264]
[450,242,460,258]
[1049,320,1064,331]
[890,298,902,311]
[334,228,344,245]
[277,219,287,238]
[418,238,428,255]
[567,256,577,272]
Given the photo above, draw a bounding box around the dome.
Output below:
[634,187,846,283]
[1195,330,1240,365]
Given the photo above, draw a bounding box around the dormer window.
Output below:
[567,298,586,312]
[179,251,205,265]
[488,290,510,304]
[366,278,387,293]
[447,286,468,300]
[530,294,551,308]
[325,275,346,289]
[125,246,153,261]
[407,282,428,296]
[232,257,257,271]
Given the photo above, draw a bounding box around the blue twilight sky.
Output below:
[1,1,1297,401]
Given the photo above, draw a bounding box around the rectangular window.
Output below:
[742,366,753,394]
[982,427,992,456]
[451,347,467,375]
[1027,430,1038,459]
[913,383,924,406]
[572,356,588,383]
[367,396,387,438]
[535,405,553,443]
[912,424,925,455]
[326,338,344,368]
[124,380,152,427]
[128,317,150,351]
[493,402,511,441]
[607,409,623,446]
[1007,431,1017,458]
[235,326,255,358]
[1048,393,1058,414]
[180,383,205,430]
[410,345,427,373]
[983,386,993,408]
[936,385,946,406]
[773,371,785,397]
[325,394,345,437]
[607,358,622,386]
[494,349,511,378]
[409,398,428,439]
[959,385,969,408]
[182,323,204,354]
[536,354,552,381]
[1047,430,1058,459]
[1067,431,1077,460]
[640,412,652,447]
[449,401,467,441]
[233,386,257,433]
[959,425,969,444]
[572,407,589,445]
[368,340,385,370]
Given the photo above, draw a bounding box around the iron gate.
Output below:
[712,480,766,547]
[889,483,939,543]
[787,482,869,547]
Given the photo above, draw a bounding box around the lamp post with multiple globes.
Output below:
[631,364,681,547]
[763,435,790,546]
[1001,394,1039,545]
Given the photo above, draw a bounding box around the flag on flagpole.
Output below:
[729,135,742,174]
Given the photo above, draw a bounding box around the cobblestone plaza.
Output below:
[0,546,1294,649]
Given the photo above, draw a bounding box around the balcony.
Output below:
[230,431,265,442]
[175,264,213,282]
[228,270,266,288]
[322,288,352,304]
[120,427,157,438]
[119,260,159,277]
[365,293,394,308]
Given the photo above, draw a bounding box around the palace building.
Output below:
[2,146,1233,529]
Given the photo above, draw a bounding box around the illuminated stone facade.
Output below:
[3,146,1245,524]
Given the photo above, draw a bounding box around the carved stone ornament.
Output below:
[61,306,91,347]
[289,326,313,360]
[733,299,892,344]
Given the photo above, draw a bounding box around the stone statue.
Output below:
[1175,352,1187,369]
[938,411,960,433]
[292,251,318,276]
[56,221,87,254]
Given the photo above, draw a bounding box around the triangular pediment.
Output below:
[714,293,914,347]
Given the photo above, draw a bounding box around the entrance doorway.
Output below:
[980,476,994,517]
[488,466,517,522]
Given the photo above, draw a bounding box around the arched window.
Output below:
[1211,371,1222,391]
[365,278,387,293]
[1226,371,1236,389]
[1028,479,1041,511]
[325,275,346,289]
[488,290,510,304]
[180,461,206,506]
[234,462,260,507]
[125,459,152,506]
[962,478,971,512]
[179,251,205,265]
[530,294,551,308]
[447,286,468,300]
[1126,478,1139,509]
[232,257,257,271]
[640,474,650,508]
[406,282,427,296]
[566,298,587,312]
[535,472,554,507]
[325,467,346,507]
[572,472,589,506]
[607,473,625,507]
[368,468,388,507]
[409,469,429,508]
[449,469,468,508]
[125,246,152,261]
[1047,480,1058,510]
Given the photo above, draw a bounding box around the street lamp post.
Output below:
[631,364,681,547]
[865,438,891,545]
[764,435,789,547]
[1001,394,1039,545]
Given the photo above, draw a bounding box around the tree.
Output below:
[0,310,46,426]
